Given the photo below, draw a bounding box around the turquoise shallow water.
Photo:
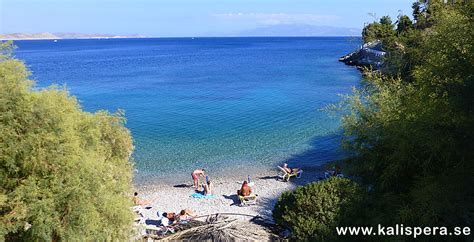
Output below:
[14,37,361,183]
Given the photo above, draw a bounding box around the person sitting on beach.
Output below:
[202,176,213,195]
[192,169,206,188]
[178,209,196,222]
[161,212,177,226]
[132,192,151,206]
[238,181,252,197]
[283,163,300,174]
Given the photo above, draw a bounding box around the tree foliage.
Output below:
[0,42,135,240]
[273,178,363,241]
[362,15,397,43]
[396,15,413,34]
[342,0,474,233]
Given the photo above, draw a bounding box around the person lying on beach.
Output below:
[161,212,177,226]
[238,181,252,197]
[132,192,151,206]
[191,169,206,188]
[178,209,197,222]
[282,163,300,174]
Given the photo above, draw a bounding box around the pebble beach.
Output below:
[135,167,325,224]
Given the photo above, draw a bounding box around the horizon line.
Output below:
[1,35,362,41]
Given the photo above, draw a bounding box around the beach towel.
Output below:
[191,192,215,199]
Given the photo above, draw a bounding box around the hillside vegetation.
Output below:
[274,1,473,240]
[344,0,473,228]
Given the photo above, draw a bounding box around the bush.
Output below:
[273,177,363,241]
[0,42,135,240]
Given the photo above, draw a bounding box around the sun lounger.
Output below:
[278,166,303,182]
[237,193,258,206]
[146,225,174,237]
[131,206,147,238]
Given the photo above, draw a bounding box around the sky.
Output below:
[0,0,415,37]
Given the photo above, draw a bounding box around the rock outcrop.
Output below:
[339,40,386,69]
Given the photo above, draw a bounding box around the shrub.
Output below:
[273,177,362,241]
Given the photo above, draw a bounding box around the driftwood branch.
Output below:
[153,214,279,241]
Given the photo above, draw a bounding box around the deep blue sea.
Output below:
[13,37,361,183]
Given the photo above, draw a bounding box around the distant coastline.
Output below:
[1,31,362,41]
[0,32,147,40]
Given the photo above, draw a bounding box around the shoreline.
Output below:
[134,158,334,184]
[133,161,283,187]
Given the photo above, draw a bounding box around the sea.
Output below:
[13,37,362,184]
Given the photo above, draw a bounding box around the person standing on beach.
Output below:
[191,169,206,188]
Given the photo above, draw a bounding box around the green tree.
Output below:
[412,1,423,23]
[361,22,381,43]
[379,15,393,26]
[396,15,413,34]
[0,42,135,240]
[273,178,363,241]
[362,16,396,44]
